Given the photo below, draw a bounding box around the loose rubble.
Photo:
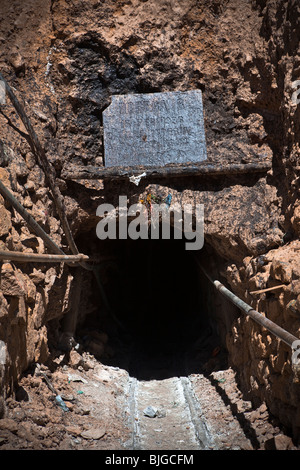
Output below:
[0,347,298,450]
[0,0,300,448]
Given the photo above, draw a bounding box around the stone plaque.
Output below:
[103,90,207,167]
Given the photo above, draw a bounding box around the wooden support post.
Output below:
[0,179,66,257]
[196,261,299,349]
[0,72,82,261]
[61,268,83,341]
[250,285,286,295]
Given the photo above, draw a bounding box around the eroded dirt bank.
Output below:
[0,0,300,448]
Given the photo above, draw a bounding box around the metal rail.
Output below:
[197,262,298,349]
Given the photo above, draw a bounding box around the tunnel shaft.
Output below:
[72,230,238,380]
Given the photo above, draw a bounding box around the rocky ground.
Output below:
[0,0,300,449]
[0,345,298,451]
[0,350,130,450]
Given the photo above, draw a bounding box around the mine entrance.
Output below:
[75,232,229,380]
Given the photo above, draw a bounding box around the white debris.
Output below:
[67,373,88,383]
[0,80,6,105]
[143,405,158,418]
[129,172,146,186]
[0,341,6,365]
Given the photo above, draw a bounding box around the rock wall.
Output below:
[223,241,300,437]
[0,152,76,397]
[0,0,300,438]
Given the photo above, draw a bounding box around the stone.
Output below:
[9,50,25,74]
[0,205,12,237]
[81,427,106,440]
[270,259,293,283]
[0,418,18,434]
[0,263,26,297]
[67,373,88,383]
[0,143,14,168]
[258,403,268,414]
[264,433,294,450]
[10,157,29,178]
[66,425,82,436]
[79,406,90,416]
[82,358,95,371]
[68,350,84,369]
[103,90,207,167]
[60,393,75,402]
[94,368,111,383]
[29,269,45,285]
[0,168,11,188]
[143,406,158,418]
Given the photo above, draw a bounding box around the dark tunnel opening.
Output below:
[74,232,233,380]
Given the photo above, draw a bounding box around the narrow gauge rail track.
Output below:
[120,340,259,451]
[124,375,213,450]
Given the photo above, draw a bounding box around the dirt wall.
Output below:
[0,0,300,438]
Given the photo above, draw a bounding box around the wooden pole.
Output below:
[250,285,286,295]
[0,72,79,258]
[0,179,92,269]
[0,179,66,257]
[196,261,298,349]
[61,161,272,181]
[0,250,89,264]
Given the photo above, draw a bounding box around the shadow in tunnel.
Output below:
[78,236,226,380]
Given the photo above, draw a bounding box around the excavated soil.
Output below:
[0,0,300,451]
[0,346,298,451]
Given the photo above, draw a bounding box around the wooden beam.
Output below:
[0,178,66,257]
[196,261,298,349]
[0,72,81,260]
[0,179,92,269]
[250,284,286,295]
[61,161,272,181]
[0,250,89,264]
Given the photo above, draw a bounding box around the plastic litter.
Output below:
[55,394,69,412]
[35,364,70,412]
[164,193,172,207]
[129,172,146,186]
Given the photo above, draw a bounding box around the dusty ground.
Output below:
[0,345,298,451]
[0,351,130,450]
[0,0,300,448]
